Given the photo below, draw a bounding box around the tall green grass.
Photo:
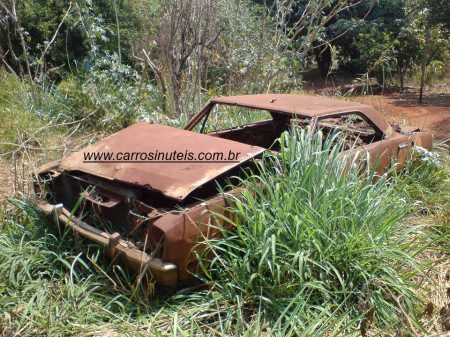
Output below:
[198,128,438,334]
[0,198,354,336]
[393,144,449,216]
[0,74,64,156]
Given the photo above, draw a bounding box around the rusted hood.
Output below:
[59,122,264,201]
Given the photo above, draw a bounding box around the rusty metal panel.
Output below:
[210,94,367,116]
[59,122,265,201]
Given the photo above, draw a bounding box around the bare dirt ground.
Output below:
[301,69,449,141]
[359,91,449,141]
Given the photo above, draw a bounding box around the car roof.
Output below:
[212,94,369,117]
[210,94,392,135]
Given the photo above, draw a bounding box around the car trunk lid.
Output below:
[59,122,265,201]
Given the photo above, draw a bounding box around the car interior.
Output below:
[316,113,384,148]
[197,104,383,150]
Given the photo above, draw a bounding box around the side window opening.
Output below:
[207,105,273,132]
[317,113,383,149]
[191,104,311,149]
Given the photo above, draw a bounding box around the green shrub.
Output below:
[46,53,177,132]
[394,145,449,213]
[425,60,447,83]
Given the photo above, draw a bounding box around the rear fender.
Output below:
[152,194,234,280]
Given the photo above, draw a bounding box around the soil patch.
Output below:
[358,93,449,141]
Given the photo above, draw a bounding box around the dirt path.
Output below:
[301,69,449,141]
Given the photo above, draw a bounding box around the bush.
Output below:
[425,60,447,84]
[199,128,430,333]
[47,52,174,132]
[392,145,449,228]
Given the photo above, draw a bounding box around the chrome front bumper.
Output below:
[37,202,178,287]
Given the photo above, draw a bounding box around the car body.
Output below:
[35,94,433,286]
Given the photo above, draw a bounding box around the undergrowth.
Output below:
[393,144,449,217]
[0,61,180,157]
[0,130,447,336]
[198,130,447,335]
[0,74,66,156]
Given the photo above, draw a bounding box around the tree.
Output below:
[417,0,449,103]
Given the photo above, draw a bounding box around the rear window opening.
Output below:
[317,113,384,149]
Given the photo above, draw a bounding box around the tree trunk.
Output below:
[399,66,404,92]
[419,18,430,104]
[314,44,332,78]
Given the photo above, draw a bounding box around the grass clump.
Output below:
[0,199,113,335]
[393,144,449,216]
[0,198,350,336]
[199,128,434,334]
[0,74,65,156]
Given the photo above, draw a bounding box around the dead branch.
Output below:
[36,1,73,79]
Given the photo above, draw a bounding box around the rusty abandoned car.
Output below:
[35,94,433,286]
